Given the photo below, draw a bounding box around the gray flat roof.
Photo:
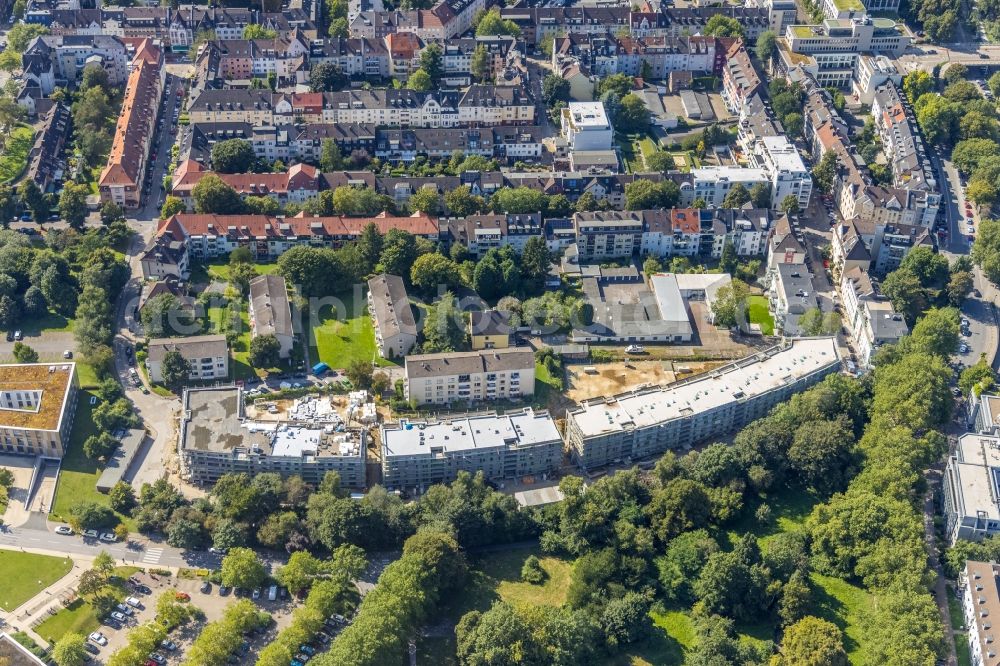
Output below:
[382,409,560,457]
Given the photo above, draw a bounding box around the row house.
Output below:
[870,80,940,227]
[145,211,439,268]
[25,102,71,193]
[552,32,715,80]
[831,216,933,276]
[350,0,484,40]
[500,6,769,46]
[206,33,310,80]
[171,161,321,207]
[99,39,164,210]
[377,171,503,209]
[573,207,772,261]
[375,126,544,162]
[188,86,535,127]
[721,40,761,114]
[44,9,103,35]
[441,36,516,84]
[169,6,256,51]
[840,266,908,368]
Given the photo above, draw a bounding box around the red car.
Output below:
[175,592,190,601]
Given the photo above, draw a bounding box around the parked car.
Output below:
[12,330,21,341]
[200,581,212,594]
[100,532,117,543]
[125,596,142,608]
[160,639,178,652]
[300,645,316,656]
[89,632,108,646]
[84,643,100,654]
[252,588,261,600]
[149,653,166,664]
[175,592,190,601]
[219,585,231,596]
[111,611,127,623]
[55,525,74,535]
[83,529,99,539]
[116,603,133,616]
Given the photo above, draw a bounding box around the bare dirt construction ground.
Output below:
[565,360,726,401]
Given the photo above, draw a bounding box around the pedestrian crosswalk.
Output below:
[142,547,163,564]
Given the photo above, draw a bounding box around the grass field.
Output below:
[17,312,74,335]
[36,567,137,644]
[746,295,775,336]
[949,590,972,666]
[0,125,35,183]
[310,290,396,370]
[75,362,101,389]
[205,260,280,282]
[0,550,73,611]
[50,389,135,531]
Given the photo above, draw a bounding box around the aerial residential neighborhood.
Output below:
[1,0,1000,661]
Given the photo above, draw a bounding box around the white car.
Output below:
[89,632,107,646]
[624,345,645,354]
[111,611,127,623]
[55,525,74,536]
[83,529,99,539]
[100,532,117,543]
[125,596,141,608]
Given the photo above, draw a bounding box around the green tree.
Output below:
[903,70,934,105]
[6,23,48,52]
[749,182,771,208]
[722,183,751,208]
[624,179,680,210]
[58,182,89,229]
[410,253,458,294]
[645,151,675,172]
[407,187,441,214]
[973,219,1000,287]
[83,432,117,461]
[491,187,548,214]
[960,355,996,397]
[703,14,743,38]
[193,174,244,214]
[812,150,838,194]
[407,68,433,91]
[161,195,186,218]
[248,334,281,368]
[755,29,777,62]
[773,616,847,666]
[542,74,571,106]
[444,185,485,216]
[243,24,277,39]
[614,94,650,132]
[422,293,466,353]
[781,194,801,215]
[11,341,37,363]
[320,139,344,171]
[711,278,750,328]
[108,481,137,515]
[221,547,266,590]
[211,139,256,173]
[419,42,444,84]
[160,350,190,391]
[52,632,88,666]
[475,7,520,36]
[309,62,349,92]
[18,179,47,222]
[470,44,491,82]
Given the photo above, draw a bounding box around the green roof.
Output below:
[791,25,818,37]
[832,0,865,12]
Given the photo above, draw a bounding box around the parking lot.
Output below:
[92,572,306,665]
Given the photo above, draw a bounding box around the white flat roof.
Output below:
[649,274,690,324]
[692,166,769,182]
[952,433,1000,521]
[570,337,839,438]
[382,409,560,457]
[762,135,808,173]
[567,101,610,129]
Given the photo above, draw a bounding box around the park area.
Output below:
[310,290,396,370]
[0,551,73,611]
[35,565,139,644]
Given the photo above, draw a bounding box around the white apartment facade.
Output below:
[147,335,230,383]
[404,348,535,405]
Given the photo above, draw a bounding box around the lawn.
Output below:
[16,312,74,335]
[616,135,638,173]
[636,136,660,169]
[808,573,874,664]
[231,305,256,381]
[746,295,775,336]
[616,608,695,665]
[310,290,396,370]
[949,590,972,666]
[534,361,563,406]
[36,566,136,644]
[50,389,136,531]
[0,550,73,611]
[75,362,101,389]
[0,125,35,183]
[205,260,280,282]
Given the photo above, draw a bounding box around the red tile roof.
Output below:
[164,211,439,239]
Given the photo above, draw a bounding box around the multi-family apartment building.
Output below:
[187,86,535,127]
[944,432,1000,544]
[871,81,940,225]
[404,348,534,405]
[831,217,934,276]
[25,102,71,192]
[560,101,614,152]
[840,266,908,367]
[721,40,762,114]
[22,34,129,93]
[776,17,910,88]
[141,212,438,277]
[574,208,771,261]
[0,363,79,459]
[381,409,562,491]
[99,39,164,210]
[443,213,543,257]
[565,338,841,469]
[179,387,366,486]
[307,36,390,78]
[852,53,900,105]
[201,34,310,81]
[367,274,418,360]
[769,262,816,336]
[682,166,771,207]
[960,560,1000,666]
[552,32,716,80]
[350,0,485,40]
[147,335,230,384]
[755,136,813,210]
[170,161,320,207]
[248,274,294,359]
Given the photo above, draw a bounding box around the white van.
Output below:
[268,585,277,601]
